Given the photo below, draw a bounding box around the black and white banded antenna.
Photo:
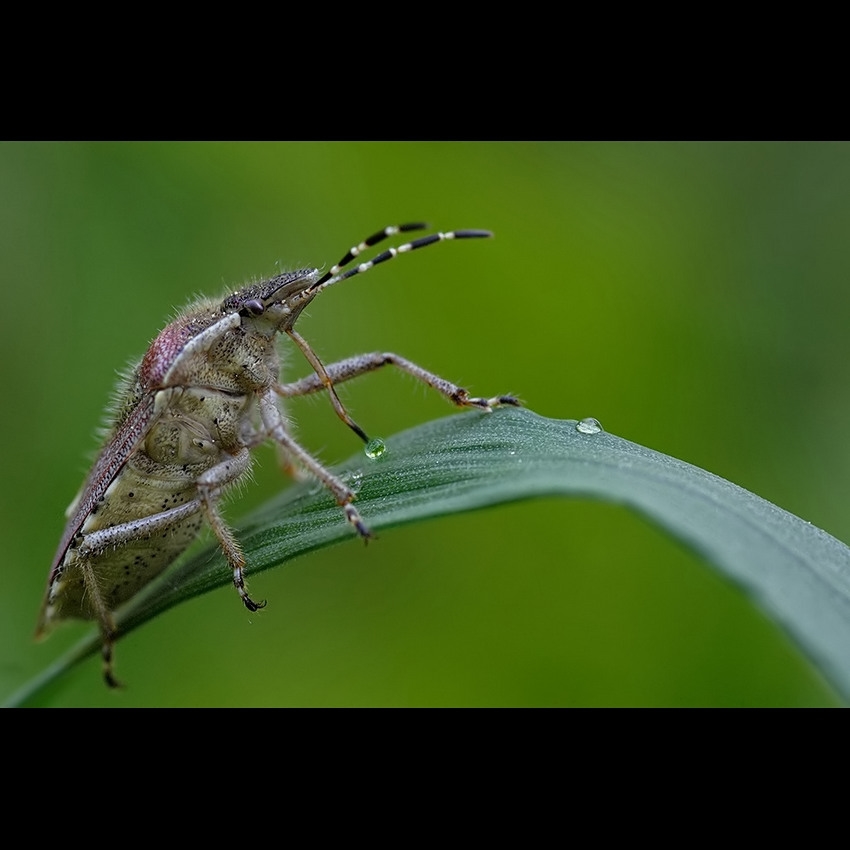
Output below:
[309,223,493,294]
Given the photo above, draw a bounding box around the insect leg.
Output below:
[77,558,121,688]
[285,328,371,443]
[76,501,204,553]
[194,448,266,612]
[277,351,521,411]
[69,500,205,688]
[259,390,372,539]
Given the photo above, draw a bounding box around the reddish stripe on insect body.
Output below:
[140,318,198,387]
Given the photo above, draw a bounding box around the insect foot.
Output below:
[38,222,520,686]
[452,390,522,412]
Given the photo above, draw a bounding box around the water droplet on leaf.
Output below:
[576,417,603,435]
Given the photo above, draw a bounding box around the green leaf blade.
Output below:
[10,407,850,705]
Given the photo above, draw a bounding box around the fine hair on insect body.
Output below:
[37,222,520,687]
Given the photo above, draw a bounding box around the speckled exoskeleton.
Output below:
[37,223,520,686]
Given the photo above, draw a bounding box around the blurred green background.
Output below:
[1,142,848,706]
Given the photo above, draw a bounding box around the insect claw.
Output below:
[242,595,267,613]
[344,503,374,540]
[358,521,378,545]
[449,388,521,413]
[461,395,515,412]
[102,638,122,688]
[495,394,522,407]
[233,569,266,612]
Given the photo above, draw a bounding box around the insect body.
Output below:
[37,223,519,686]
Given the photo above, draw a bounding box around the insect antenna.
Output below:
[309,224,493,293]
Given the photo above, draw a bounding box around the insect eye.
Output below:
[240,299,265,317]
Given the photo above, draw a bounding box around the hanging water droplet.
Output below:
[364,437,387,459]
[576,417,603,435]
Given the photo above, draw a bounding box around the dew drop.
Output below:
[339,470,364,493]
[364,438,387,459]
[576,417,603,435]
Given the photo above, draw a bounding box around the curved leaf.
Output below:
[9,407,850,705]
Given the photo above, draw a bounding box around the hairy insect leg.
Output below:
[277,351,521,411]
[243,411,309,482]
[67,501,208,688]
[195,448,266,612]
[203,498,265,612]
[77,558,122,688]
[284,328,371,443]
[274,441,311,481]
[259,390,372,539]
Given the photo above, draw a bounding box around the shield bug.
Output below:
[37,222,520,687]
